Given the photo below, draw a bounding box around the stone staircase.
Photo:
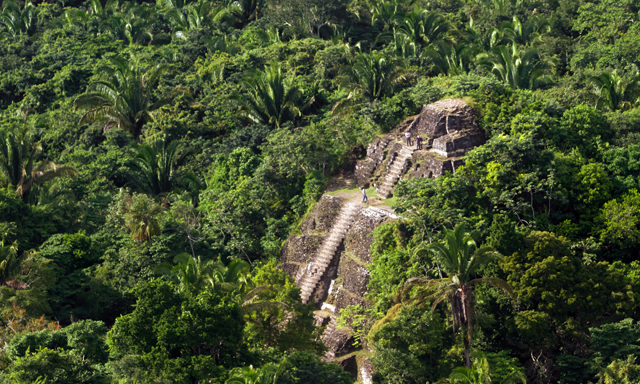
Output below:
[300,203,359,304]
[321,315,339,359]
[377,145,415,198]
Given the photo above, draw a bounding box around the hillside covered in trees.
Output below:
[2,0,640,382]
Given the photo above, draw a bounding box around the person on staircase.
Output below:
[405,131,411,146]
[416,135,422,150]
[362,187,368,203]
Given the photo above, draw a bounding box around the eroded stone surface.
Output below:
[338,355,359,379]
[323,326,356,358]
[411,98,478,139]
[356,116,416,189]
[355,98,484,192]
[280,195,344,278]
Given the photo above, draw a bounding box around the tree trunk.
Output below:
[460,287,473,369]
[463,327,471,368]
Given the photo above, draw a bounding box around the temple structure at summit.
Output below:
[356,98,485,198]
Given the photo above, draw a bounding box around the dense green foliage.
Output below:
[2,0,640,382]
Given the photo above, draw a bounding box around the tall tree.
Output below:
[225,363,278,384]
[424,40,474,76]
[0,0,36,37]
[74,57,187,143]
[393,9,452,52]
[157,254,252,294]
[590,70,640,111]
[0,235,21,288]
[131,136,186,196]
[477,44,549,90]
[0,125,77,203]
[122,193,163,243]
[226,0,262,26]
[234,62,303,128]
[400,224,513,368]
[333,51,407,113]
[446,352,526,384]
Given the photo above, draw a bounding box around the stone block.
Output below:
[338,355,358,379]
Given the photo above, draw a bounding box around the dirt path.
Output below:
[325,173,397,215]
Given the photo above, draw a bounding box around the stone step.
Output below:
[386,170,401,178]
[299,202,360,304]
[316,257,334,265]
[387,169,402,176]
[303,280,318,287]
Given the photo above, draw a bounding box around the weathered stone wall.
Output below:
[355,98,484,190]
[337,211,387,297]
[280,195,344,281]
[410,107,448,138]
[300,195,344,234]
[355,136,392,189]
[356,116,416,188]
[408,152,465,179]
[410,98,479,139]
[431,131,485,158]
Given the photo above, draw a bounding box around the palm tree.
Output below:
[425,40,474,76]
[64,8,92,31]
[225,0,263,26]
[157,254,252,293]
[0,234,38,290]
[157,255,283,316]
[393,9,453,51]
[333,51,407,113]
[477,44,549,90]
[253,27,282,46]
[475,0,521,15]
[444,352,526,384]
[166,1,237,37]
[370,0,406,30]
[96,1,157,45]
[0,0,36,37]
[590,70,640,111]
[400,224,513,368]
[204,34,243,54]
[131,136,187,195]
[0,235,21,287]
[379,8,452,62]
[212,258,253,292]
[157,253,219,292]
[499,15,550,47]
[123,193,163,243]
[225,363,278,384]
[234,62,303,128]
[74,57,187,142]
[0,125,77,203]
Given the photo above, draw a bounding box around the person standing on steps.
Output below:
[416,135,422,150]
[405,131,411,146]
[362,187,368,203]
